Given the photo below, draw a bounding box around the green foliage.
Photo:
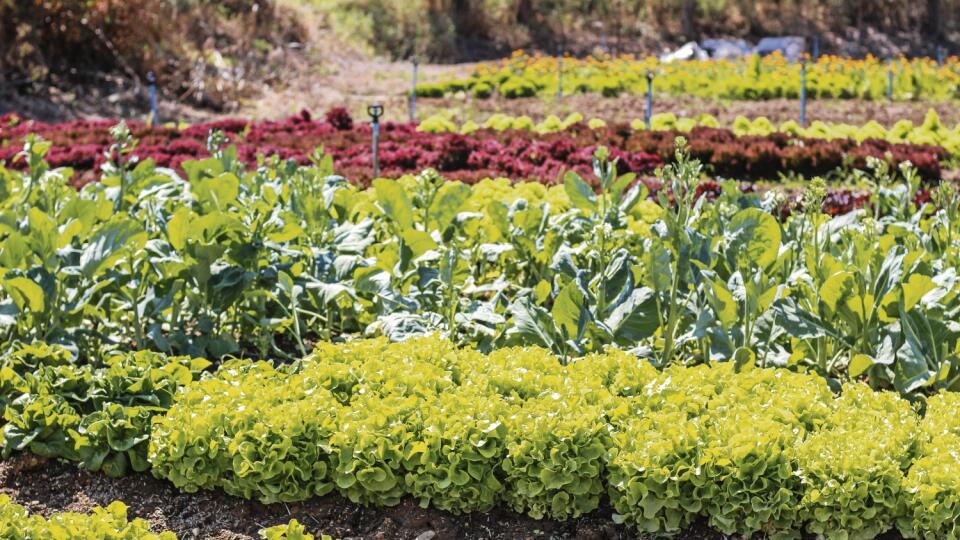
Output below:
[403,389,508,513]
[899,393,960,539]
[144,336,960,538]
[501,394,610,520]
[148,360,341,502]
[796,385,919,539]
[5,132,960,397]
[260,519,334,540]
[8,125,960,537]
[499,77,538,98]
[0,495,177,539]
[471,81,493,98]
[454,53,960,102]
[0,343,207,477]
[414,82,446,98]
[420,109,960,155]
[608,409,703,533]
[330,393,419,506]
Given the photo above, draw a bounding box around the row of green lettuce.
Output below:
[0,496,175,540]
[417,108,960,155]
[3,336,960,539]
[1,133,959,396]
[0,494,324,540]
[416,52,960,102]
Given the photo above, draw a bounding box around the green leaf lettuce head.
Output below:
[143,336,960,538]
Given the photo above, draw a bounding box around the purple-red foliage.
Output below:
[324,108,352,131]
[0,109,947,191]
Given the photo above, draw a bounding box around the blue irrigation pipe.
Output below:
[146,71,159,127]
[800,63,807,127]
[645,71,653,129]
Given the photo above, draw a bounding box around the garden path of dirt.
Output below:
[0,453,913,540]
[0,453,722,540]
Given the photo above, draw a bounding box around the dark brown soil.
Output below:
[0,453,728,540]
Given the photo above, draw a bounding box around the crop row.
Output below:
[0,110,946,182]
[0,137,955,395]
[0,496,176,540]
[0,494,322,540]
[418,51,960,101]
[3,336,959,538]
[420,108,960,156]
[0,344,208,476]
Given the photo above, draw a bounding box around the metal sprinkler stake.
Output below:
[557,46,563,98]
[800,62,807,127]
[368,103,384,179]
[409,59,418,123]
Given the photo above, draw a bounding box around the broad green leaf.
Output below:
[373,178,414,230]
[0,232,30,268]
[609,172,636,199]
[772,298,835,340]
[819,271,854,314]
[902,273,935,312]
[849,354,874,378]
[758,283,786,311]
[709,279,738,329]
[505,299,556,348]
[266,220,303,243]
[193,172,239,209]
[842,293,874,325]
[401,229,437,258]
[733,347,756,371]
[618,183,643,214]
[80,220,147,279]
[604,287,658,343]
[642,243,672,292]
[726,208,780,269]
[894,304,937,393]
[563,171,597,213]
[194,212,245,243]
[534,280,552,305]
[428,182,470,232]
[57,219,85,249]
[513,205,544,234]
[485,201,510,238]
[166,208,192,250]
[182,157,224,183]
[26,208,57,262]
[552,280,590,340]
[2,277,44,312]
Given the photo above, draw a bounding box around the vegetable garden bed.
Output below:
[0,110,947,184]
[419,52,960,102]
[1,453,637,540]
[2,121,960,539]
[2,336,954,539]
